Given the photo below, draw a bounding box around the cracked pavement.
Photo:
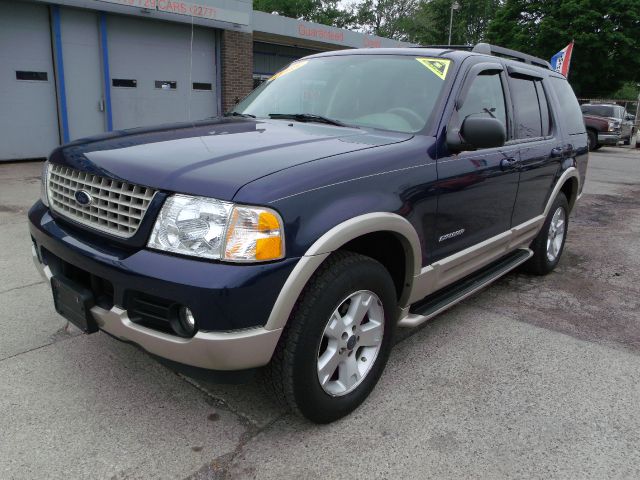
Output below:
[1,147,639,479]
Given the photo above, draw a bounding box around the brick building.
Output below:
[0,0,412,161]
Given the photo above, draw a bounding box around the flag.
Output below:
[550,42,574,77]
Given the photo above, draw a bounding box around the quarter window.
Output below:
[549,77,585,135]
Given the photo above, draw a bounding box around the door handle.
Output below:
[98,98,105,112]
[500,158,519,170]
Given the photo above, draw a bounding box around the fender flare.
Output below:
[264,212,422,331]
[544,166,580,216]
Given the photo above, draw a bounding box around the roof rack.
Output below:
[418,43,552,70]
[472,43,551,70]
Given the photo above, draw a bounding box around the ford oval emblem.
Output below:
[74,190,93,206]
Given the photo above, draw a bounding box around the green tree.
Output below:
[486,0,640,97]
[354,0,419,40]
[253,0,355,28]
[611,81,640,100]
[406,0,502,46]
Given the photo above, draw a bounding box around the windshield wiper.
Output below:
[268,113,352,127]
[224,112,256,118]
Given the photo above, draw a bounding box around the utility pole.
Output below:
[448,1,460,45]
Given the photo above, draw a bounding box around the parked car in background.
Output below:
[581,103,635,145]
[583,113,621,151]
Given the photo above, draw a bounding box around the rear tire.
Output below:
[587,130,597,151]
[262,251,397,423]
[522,192,569,275]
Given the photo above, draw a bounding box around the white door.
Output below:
[107,14,218,130]
[0,1,60,160]
[59,8,106,141]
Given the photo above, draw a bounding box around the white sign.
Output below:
[96,0,249,25]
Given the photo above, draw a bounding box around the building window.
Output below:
[192,82,212,91]
[112,79,137,88]
[16,71,48,81]
[155,81,177,90]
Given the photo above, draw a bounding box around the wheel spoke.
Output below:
[358,320,383,347]
[338,355,360,390]
[317,346,341,386]
[323,312,343,340]
[345,292,372,326]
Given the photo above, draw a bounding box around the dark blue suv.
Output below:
[29,44,588,423]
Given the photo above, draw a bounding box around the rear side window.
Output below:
[509,77,543,139]
[549,78,585,135]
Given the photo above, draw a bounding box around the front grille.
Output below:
[48,164,156,238]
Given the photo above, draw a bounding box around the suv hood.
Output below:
[51,117,411,200]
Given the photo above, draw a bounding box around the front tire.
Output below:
[263,251,397,423]
[522,192,569,275]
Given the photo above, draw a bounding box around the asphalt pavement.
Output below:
[1,147,639,479]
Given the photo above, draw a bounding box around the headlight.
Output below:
[148,194,285,262]
[608,121,618,132]
[40,162,51,207]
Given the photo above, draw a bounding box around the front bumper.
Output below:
[597,133,620,145]
[29,202,297,371]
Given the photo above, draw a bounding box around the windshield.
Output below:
[233,55,452,133]
[581,104,624,120]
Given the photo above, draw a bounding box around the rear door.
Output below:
[433,60,520,261]
[506,66,563,225]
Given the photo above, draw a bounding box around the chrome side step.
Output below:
[398,248,532,328]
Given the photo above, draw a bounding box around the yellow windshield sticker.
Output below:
[269,61,308,81]
[415,58,451,80]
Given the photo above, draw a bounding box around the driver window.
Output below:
[458,73,507,133]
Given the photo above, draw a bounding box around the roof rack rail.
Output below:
[472,43,551,69]
[416,45,474,51]
[418,43,552,70]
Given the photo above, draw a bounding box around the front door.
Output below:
[433,63,520,261]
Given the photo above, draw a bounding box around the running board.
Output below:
[398,248,532,328]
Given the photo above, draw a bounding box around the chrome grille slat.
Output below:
[48,164,156,238]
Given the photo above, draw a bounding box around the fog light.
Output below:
[178,306,197,336]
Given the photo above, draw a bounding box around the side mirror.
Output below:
[625,114,634,121]
[447,115,506,152]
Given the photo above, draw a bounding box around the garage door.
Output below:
[0,1,60,160]
[107,14,218,130]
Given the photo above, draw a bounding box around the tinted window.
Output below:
[510,77,542,138]
[535,81,552,137]
[549,78,585,135]
[458,72,507,132]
